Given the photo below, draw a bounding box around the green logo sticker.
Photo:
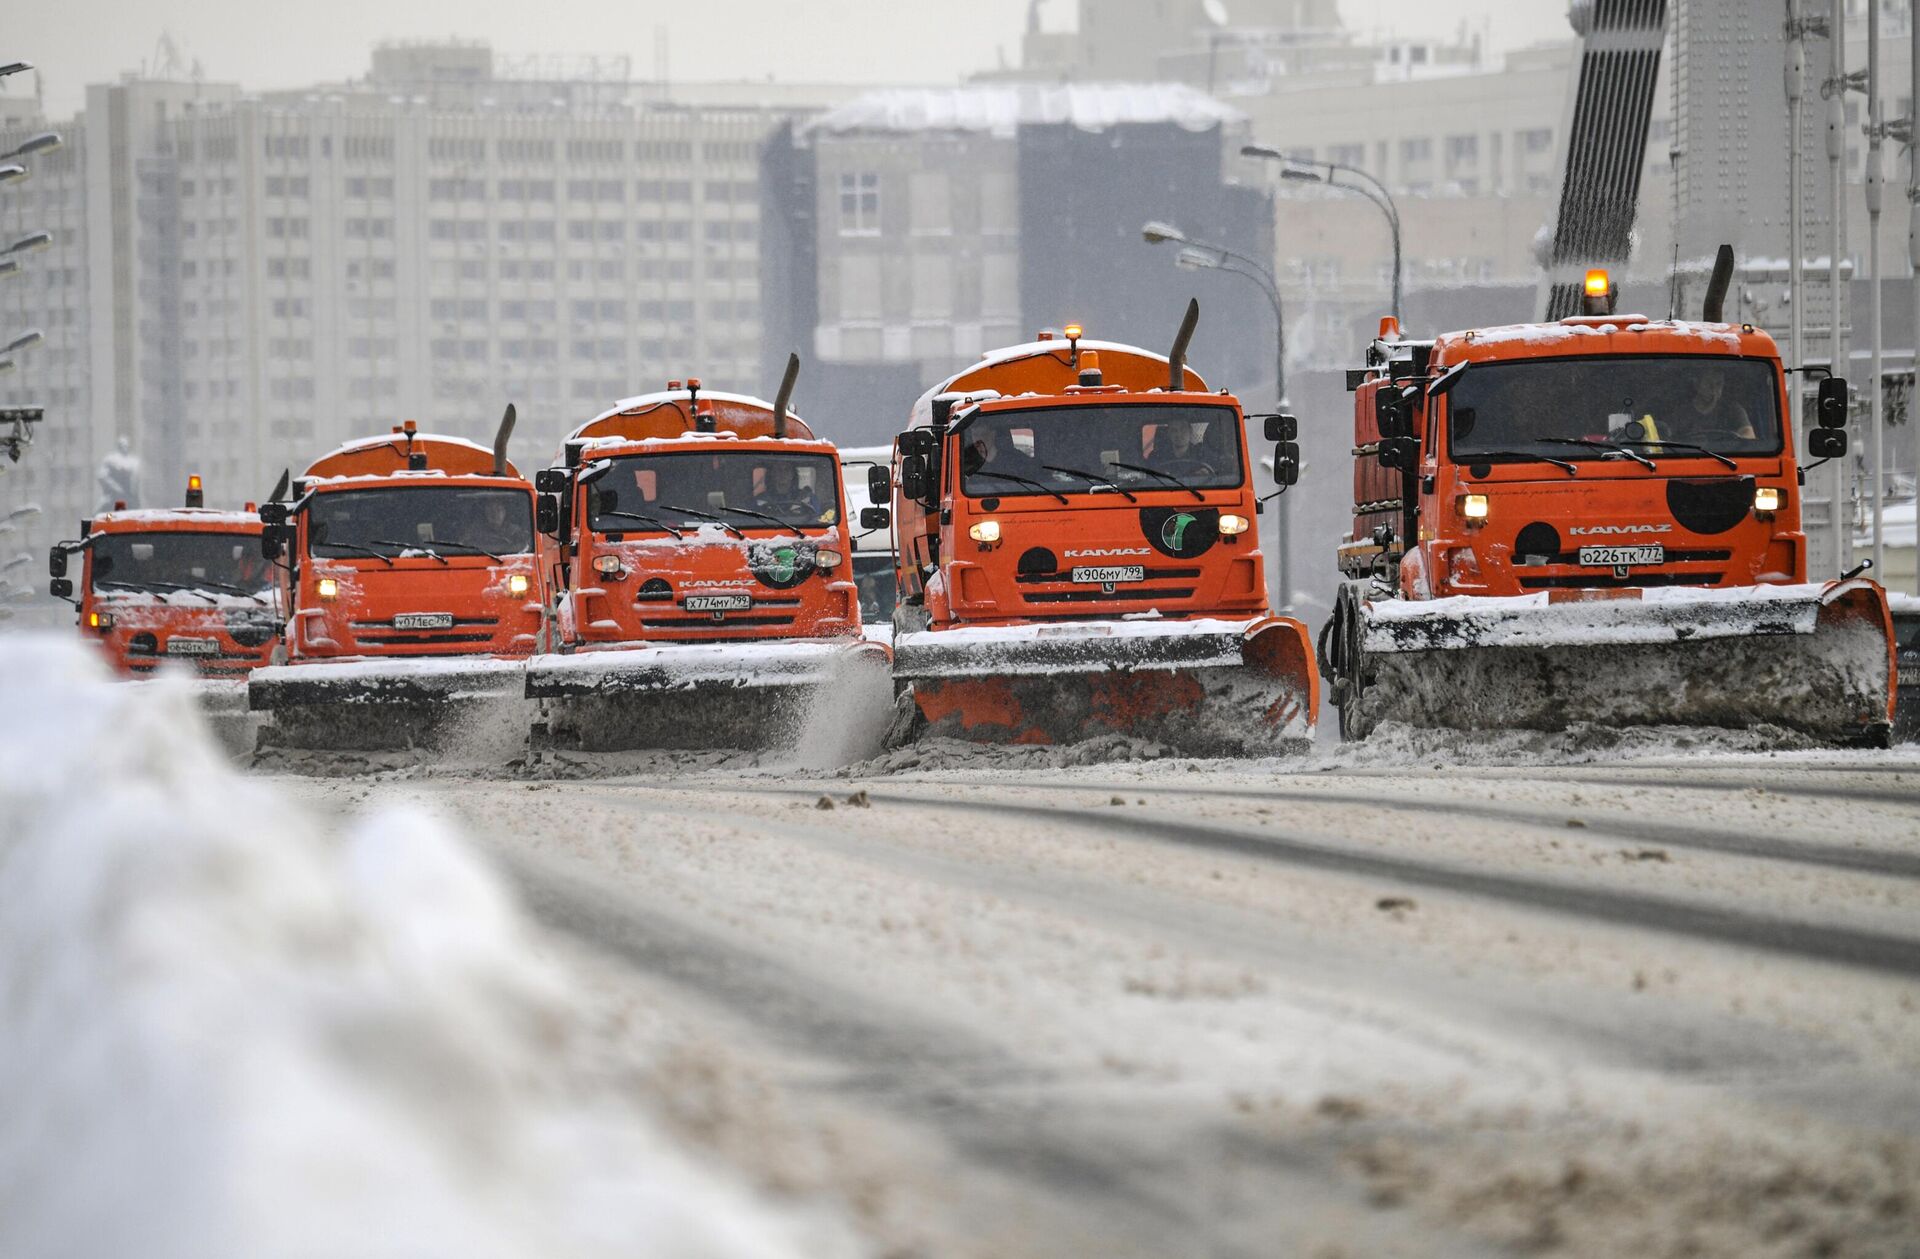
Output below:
[1161,513,1197,551]
[768,546,798,584]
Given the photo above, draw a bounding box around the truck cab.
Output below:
[261,422,544,663]
[50,477,282,677]
[539,381,863,650]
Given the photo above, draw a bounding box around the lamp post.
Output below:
[1142,219,1294,612]
[1241,143,1402,323]
[0,132,61,164]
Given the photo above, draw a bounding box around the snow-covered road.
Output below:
[275,751,1920,1258]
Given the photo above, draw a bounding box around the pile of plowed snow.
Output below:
[0,635,837,1259]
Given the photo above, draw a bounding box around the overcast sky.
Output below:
[5,1,1574,121]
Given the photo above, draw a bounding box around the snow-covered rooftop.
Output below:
[803,83,1244,141]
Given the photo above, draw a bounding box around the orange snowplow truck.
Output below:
[49,475,283,680]
[1323,257,1896,744]
[881,302,1319,754]
[524,359,885,749]
[247,409,546,748]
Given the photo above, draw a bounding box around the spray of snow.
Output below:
[0,634,836,1259]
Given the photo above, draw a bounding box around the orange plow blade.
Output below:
[892,616,1318,755]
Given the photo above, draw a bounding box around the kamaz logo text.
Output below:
[1063,547,1150,557]
[1567,524,1672,536]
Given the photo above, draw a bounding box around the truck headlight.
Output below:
[968,520,1001,543]
[88,610,114,630]
[507,573,530,595]
[815,548,843,571]
[1754,486,1783,512]
[316,577,339,601]
[593,554,624,577]
[1218,513,1250,536]
[1462,494,1490,521]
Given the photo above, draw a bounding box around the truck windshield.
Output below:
[90,530,274,597]
[308,486,534,558]
[958,404,1244,498]
[587,451,841,533]
[1448,355,1782,462]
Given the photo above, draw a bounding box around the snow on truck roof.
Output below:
[89,508,263,531]
[804,83,1244,140]
[1433,318,1770,360]
[568,389,818,445]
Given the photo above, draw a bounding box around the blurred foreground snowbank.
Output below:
[0,635,825,1259]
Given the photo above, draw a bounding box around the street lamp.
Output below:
[0,132,61,164]
[0,164,25,189]
[3,231,52,256]
[1142,218,1295,612]
[1241,143,1402,322]
[0,63,32,80]
[3,330,44,356]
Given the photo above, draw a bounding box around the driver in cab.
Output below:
[962,422,1041,483]
[1150,419,1215,476]
[754,462,828,523]
[1676,366,1754,441]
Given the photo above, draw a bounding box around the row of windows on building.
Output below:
[426,218,758,243]
[242,134,757,165]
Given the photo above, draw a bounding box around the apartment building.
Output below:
[0,44,812,572]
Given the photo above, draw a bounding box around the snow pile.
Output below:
[0,635,828,1259]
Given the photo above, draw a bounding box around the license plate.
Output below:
[165,637,219,656]
[1070,565,1146,584]
[683,593,752,612]
[1578,545,1664,568]
[393,612,455,630]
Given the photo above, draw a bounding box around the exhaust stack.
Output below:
[772,352,800,438]
[1168,299,1199,391]
[1702,244,1736,322]
[493,404,517,476]
[267,468,290,503]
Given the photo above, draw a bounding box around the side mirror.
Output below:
[902,428,936,460]
[261,523,291,561]
[1263,413,1298,443]
[900,452,930,503]
[49,577,72,600]
[1375,388,1412,440]
[860,506,892,530]
[259,501,288,526]
[1809,427,1848,458]
[535,468,569,494]
[536,494,560,536]
[48,546,66,578]
[1815,377,1849,428]
[1379,437,1418,471]
[1272,441,1300,486]
[867,464,891,505]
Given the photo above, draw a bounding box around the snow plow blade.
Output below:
[248,656,531,750]
[1335,580,1895,745]
[891,616,1318,755]
[525,639,891,750]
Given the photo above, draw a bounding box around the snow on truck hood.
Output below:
[0,634,833,1259]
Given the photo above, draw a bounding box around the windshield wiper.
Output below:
[594,510,683,540]
[965,470,1069,504]
[96,577,218,603]
[710,503,805,531]
[658,502,747,539]
[189,577,269,603]
[315,541,398,566]
[1105,460,1205,501]
[1466,449,1579,475]
[429,537,507,562]
[1616,439,1739,470]
[1042,464,1138,501]
[374,538,449,565]
[1539,438,1657,470]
